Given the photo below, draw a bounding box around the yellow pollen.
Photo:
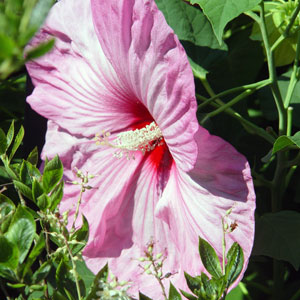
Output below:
[94,121,164,160]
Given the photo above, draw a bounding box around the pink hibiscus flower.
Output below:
[26,0,255,298]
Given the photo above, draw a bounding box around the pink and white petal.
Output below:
[91,0,198,171]
[26,0,147,137]
[156,128,255,288]
[82,154,186,299]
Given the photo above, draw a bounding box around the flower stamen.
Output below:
[94,121,164,160]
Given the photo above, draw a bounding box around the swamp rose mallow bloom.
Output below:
[26,0,256,298]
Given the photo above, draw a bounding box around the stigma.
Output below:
[94,121,164,160]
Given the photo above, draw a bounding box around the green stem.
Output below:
[283,0,300,37]
[197,79,271,111]
[201,89,253,124]
[284,31,300,108]
[196,78,275,144]
[258,2,287,136]
[238,282,252,300]
[287,107,293,136]
[62,229,82,300]
[72,186,84,230]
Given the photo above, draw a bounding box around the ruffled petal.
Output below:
[155,126,255,289]
[91,0,198,171]
[26,0,150,137]
[83,156,185,299]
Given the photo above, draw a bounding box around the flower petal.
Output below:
[26,0,150,137]
[155,126,256,288]
[91,0,198,171]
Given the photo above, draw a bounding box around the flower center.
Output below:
[95,121,164,160]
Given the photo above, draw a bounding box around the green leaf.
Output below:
[86,264,108,300]
[32,260,52,284]
[180,289,198,300]
[75,259,95,294]
[56,259,82,300]
[42,155,63,194]
[70,215,89,255]
[6,282,26,288]
[0,194,15,233]
[252,211,300,270]
[0,33,16,58]
[21,234,45,279]
[199,237,223,279]
[225,243,244,288]
[13,180,33,200]
[272,132,300,155]
[25,38,55,60]
[0,235,19,269]
[250,14,296,67]
[5,205,36,264]
[32,177,44,202]
[169,283,182,300]
[180,290,198,300]
[155,0,227,77]
[27,146,39,166]
[139,293,153,300]
[20,160,41,186]
[6,121,15,150]
[9,125,24,161]
[0,127,7,154]
[184,272,201,295]
[189,0,261,44]
[0,265,18,281]
[49,180,64,211]
[37,193,50,210]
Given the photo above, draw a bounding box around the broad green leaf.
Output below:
[251,14,296,67]
[5,205,36,264]
[0,265,18,281]
[272,132,300,155]
[0,194,15,233]
[155,0,227,77]
[20,160,41,186]
[225,243,244,288]
[226,284,245,300]
[27,146,38,166]
[0,127,7,154]
[169,283,182,300]
[199,237,223,279]
[86,264,108,300]
[42,155,63,194]
[0,235,19,269]
[25,38,55,60]
[13,180,33,200]
[252,211,300,270]
[70,215,89,255]
[139,293,153,300]
[49,180,64,211]
[75,259,95,294]
[32,260,52,284]
[9,125,24,161]
[0,193,15,217]
[189,0,261,44]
